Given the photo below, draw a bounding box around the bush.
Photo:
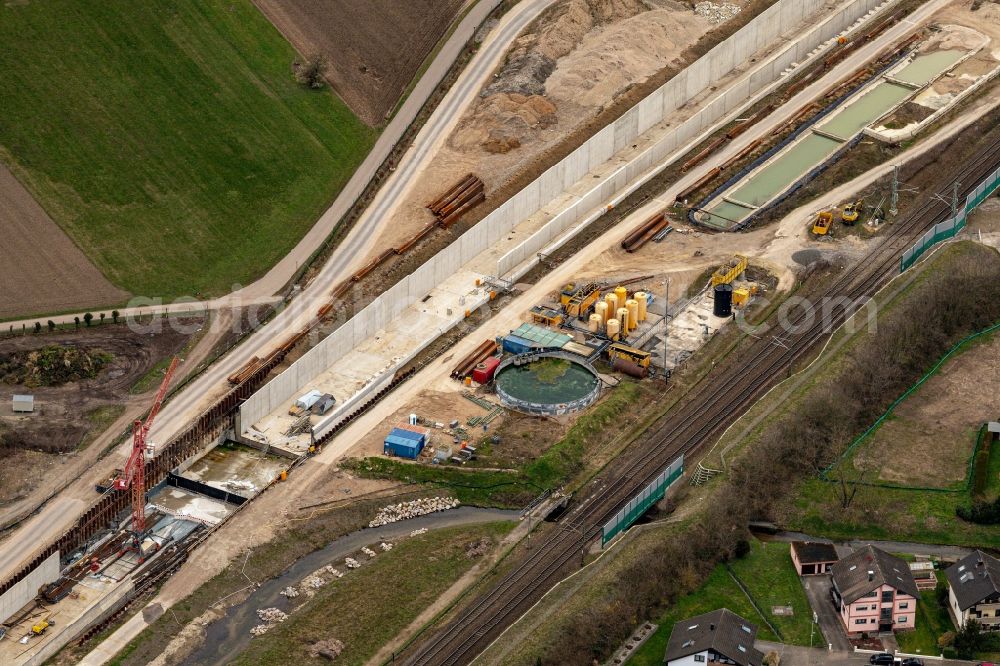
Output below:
[956,496,1000,524]
[295,54,327,89]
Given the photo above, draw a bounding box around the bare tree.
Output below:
[296,54,327,90]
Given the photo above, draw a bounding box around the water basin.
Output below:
[892,49,965,86]
[818,81,913,139]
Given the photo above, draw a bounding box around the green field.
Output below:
[629,540,815,665]
[0,0,376,298]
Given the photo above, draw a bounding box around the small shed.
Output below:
[790,541,838,575]
[501,334,534,355]
[384,427,426,459]
[12,394,34,414]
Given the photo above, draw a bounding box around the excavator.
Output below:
[841,199,864,225]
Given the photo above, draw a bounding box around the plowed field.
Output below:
[0,164,127,320]
[252,0,465,125]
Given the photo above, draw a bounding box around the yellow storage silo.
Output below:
[606,317,620,341]
[617,307,631,335]
[634,292,647,321]
[615,286,628,313]
[588,313,602,332]
[605,292,619,314]
[626,299,639,329]
[595,300,609,323]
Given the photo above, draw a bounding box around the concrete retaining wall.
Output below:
[0,551,59,624]
[238,0,888,433]
[495,0,890,277]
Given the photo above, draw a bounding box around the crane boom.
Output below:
[115,356,178,556]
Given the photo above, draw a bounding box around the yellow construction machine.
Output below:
[812,211,833,235]
[841,200,863,225]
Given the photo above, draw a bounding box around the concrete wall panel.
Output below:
[240,0,883,432]
[0,551,59,624]
[636,89,663,134]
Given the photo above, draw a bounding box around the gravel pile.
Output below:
[410,528,428,537]
[280,586,299,598]
[257,607,288,624]
[694,1,741,23]
[345,557,360,569]
[379,542,393,552]
[361,546,377,558]
[302,574,326,589]
[251,607,289,636]
[368,497,460,528]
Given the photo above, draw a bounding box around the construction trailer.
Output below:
[560,282,602,319]
[383,427,427,459]
[607,343,652,368]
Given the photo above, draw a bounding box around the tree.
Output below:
[296,54,327,89]
[112,310,120,324]
[83,312,93,327]
[954,620,985,659]
[33,322,41,334]
[74,316,80,329]
[47,320,55,332]
[100,312,106,324]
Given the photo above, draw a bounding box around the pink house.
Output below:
[830,545,919,635]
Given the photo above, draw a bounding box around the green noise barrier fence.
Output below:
[901,163,1000,272]
[602,455,684,545]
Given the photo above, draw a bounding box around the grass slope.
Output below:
[630,539,815,665]
[232,522,513,665]
[0,0,376,298]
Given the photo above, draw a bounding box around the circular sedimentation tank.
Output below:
[494,353,601,416]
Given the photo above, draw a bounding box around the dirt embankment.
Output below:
[0,320,202,504]
[370,0,718,252]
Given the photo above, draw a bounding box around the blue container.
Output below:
[502,335,534,355]
[383,428,426,459]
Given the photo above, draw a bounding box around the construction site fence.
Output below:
[495,0,891,275]
[821,319,1000,492]
[602,455,683,546]
[238,0,890,433]
[901,163,1000,271]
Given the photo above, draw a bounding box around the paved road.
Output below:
[0,0,558,585]
[756,641,976,666]
[769,532,976,561]
[801,575,854,652]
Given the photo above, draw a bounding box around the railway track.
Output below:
[404,136,1000,666]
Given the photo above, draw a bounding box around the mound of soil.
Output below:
[0,344,113,388]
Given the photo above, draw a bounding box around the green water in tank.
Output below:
[495,358,598,404]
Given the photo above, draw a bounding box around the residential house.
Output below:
[790,541,839,575]
[664,608,763,666]
[830,545,918,634]
[945,550,1000,632]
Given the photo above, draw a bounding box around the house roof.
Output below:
[791,541,839,565]
[831,545,919,602]
[664,609,763,666]
[945,550,1000,611]
[387,428,425,443]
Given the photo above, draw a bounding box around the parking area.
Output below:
[800,574,854,652]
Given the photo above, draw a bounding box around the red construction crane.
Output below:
[115,356,179,558]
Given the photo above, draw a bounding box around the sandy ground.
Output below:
[0,163,127,320]
[365,0,714,252]
[853,332,1000,488]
